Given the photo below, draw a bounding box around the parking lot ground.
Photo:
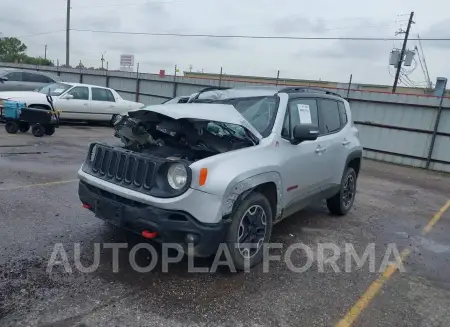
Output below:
[0,126,449,327]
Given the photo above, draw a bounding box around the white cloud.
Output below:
[1,0,450,85]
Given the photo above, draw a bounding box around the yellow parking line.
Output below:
[0,179,78,191]
[335,200,450,327]
[422,199,450,235]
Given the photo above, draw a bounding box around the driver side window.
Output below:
[282,99,319,139]
[67,86,89,100]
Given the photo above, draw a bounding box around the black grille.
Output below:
[86,144,156,193]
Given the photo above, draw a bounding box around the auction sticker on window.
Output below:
[297,104,312,124]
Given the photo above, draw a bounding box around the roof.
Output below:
[62,82,110,88]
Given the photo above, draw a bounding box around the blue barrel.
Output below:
[3,101,26,119]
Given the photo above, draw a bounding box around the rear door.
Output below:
[317,98,347,189]
[24,72,56,90]
[90,87,117,121]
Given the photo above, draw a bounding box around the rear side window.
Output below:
[5,72,23,81]
[282,99,319,139]
[338,102,348,126]
[92,88,115,102]
[319,99,341,134]
[23,73,55,84]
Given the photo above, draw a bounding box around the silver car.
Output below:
[0,68,61,91]
[78,87,363,269]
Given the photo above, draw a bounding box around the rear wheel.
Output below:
[327,167,357,215]
[18,122,30,133]
[31,124,45,137]
[225,192,273,271]
[5,121,19,134]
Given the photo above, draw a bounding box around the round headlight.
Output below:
[167,163,188,190]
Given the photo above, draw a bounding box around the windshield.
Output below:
[217,96,279,137]
[36,83,72,96]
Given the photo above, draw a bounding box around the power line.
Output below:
[70,29,450,41]
[15,30,65,38]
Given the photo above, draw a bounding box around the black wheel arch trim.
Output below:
[345,149,363,173]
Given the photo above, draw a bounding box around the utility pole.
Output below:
[65,0,71,66]
[392,11,414,93]
[100,53,106,69]
[44,44,47,60]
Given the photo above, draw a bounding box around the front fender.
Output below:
[220,171,283,219]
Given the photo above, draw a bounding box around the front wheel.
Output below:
[31,124,45,137]
[225,192,273,271]
[44,125,55,136]
[327,167,357,215]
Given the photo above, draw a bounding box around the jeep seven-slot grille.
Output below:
[87,144,156,192]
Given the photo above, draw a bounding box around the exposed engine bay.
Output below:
[113,111,255,161]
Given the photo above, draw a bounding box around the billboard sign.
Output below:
[120,54,135,67]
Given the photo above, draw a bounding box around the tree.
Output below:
[0,37,27,62]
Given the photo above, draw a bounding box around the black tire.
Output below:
[225,192,273,271]
[5,121,19,134]
[31,124,45,137]
[18,122,30,133]
[327,167,357,215]
[44,125,55,136]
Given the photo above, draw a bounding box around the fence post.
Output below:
[275,70,280,86]
[219,67,223,87]
[426,95,446,169]
[135,63,140,103]
[105,61,110,88]
[172,65,178,98]
[346,74,353,99]
[79,67,83,83]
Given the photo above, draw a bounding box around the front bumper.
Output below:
[79,181,230,257]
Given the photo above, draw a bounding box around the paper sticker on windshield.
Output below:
[297,104,312,124]
[53,88,65,94]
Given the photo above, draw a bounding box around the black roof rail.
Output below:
[277,87,343,99]
[187,86,231,103]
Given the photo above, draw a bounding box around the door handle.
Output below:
[342,139,351,146]
[315,146,327,153]
[83,103,88,106]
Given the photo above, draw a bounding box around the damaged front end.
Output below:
[81,106,259,198]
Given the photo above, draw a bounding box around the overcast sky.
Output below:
[1,0,450,86]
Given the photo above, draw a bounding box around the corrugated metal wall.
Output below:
[1,62,449,173]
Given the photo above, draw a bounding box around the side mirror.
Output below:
[61,93,74,100]
[291,124,319,144]
[0,77,8,83]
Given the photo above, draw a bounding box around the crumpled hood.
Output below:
[128,103,263,141]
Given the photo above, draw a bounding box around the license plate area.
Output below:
[95,198,123,226]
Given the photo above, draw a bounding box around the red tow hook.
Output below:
[142,230,158,239]
[82,203,92,209]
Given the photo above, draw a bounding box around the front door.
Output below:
[278,98,328,215]
[55,86,90,120]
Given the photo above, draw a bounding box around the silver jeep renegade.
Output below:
[78,86,363,269]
